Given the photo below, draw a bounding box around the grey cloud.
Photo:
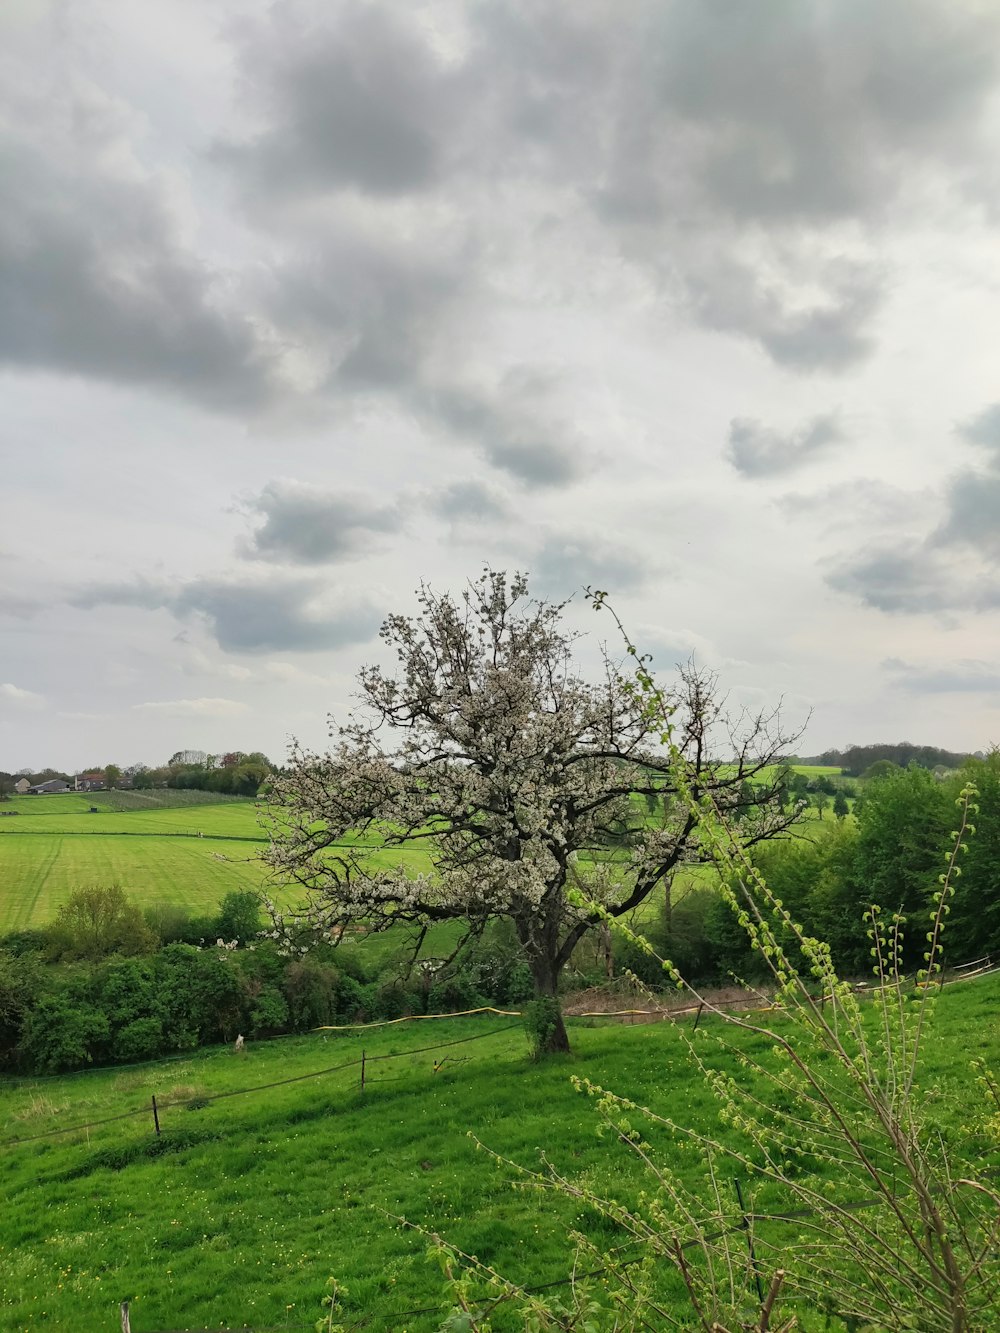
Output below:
[825,549,956,614]
[883,658,1000,695]
[221,2,460,197]
[480,1,993,366]
[0,591,43,620]
[428,480,512,523]
[691,257,881,372]
[172,578,381,655]
[269,223,465,392]
[427,374,587,488]
[776,478,927,530]
[532,534,647,600]
[0,98,273,411]
[957,404,1000,456]
[931,472,1000,560]
[646,0,999,223]
[241,480,401,564]
[728,413,844,478]
[70,574,381,655]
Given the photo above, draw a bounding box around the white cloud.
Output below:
[131,697,250,718]
[0,683,45,710]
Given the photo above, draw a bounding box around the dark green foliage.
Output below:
[833,791,850,819]
[702,892,769,982]
[214,890,262,945]
[47,884,158,962]
[427,974,487,1013]
[809,743,971,775]
[283,959,348,1029]
[0,929,48,956]
[249,986,289,1037]
[0,949,43,1063]
[854,765,951,963]
[947,750,1000,959]
[155,944,247,1049]
[427,923,536,1008]
[142,902,198,945]
[166,753,272,797]
[18,993,111,1072]
[365,978,423,1020]
[111,1017,164,1062]
[522,996,564,1059]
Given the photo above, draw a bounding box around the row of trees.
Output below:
[0,752,274,800]
[0,886,537,1072]
[740,755,1000,972]
[805,741,973,775]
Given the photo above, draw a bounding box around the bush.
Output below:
[18,994,111,1073]
[427,974,487,1013]
[142,903,197,946]
[214,891,262,945]
[283,959,343,1030]
[249,986,289,1037]
[112,1017,164,1063]
[366,979,421,1021]
[522,997,563,1060]
[47,884,157,962]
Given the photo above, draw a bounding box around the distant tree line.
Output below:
[0,751,276,800]
[131,752,274,797]
[618,753,1000,991]
[800,742,972,776]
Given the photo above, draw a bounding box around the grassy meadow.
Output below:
[0,794,438,933]
[0,971,996,1332]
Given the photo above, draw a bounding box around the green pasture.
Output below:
[0,784,837,936]
[0,795,438,933]
[0,837,268,933]
[1,972,996,1332]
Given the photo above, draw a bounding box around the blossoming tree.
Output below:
[265,571,800,1052]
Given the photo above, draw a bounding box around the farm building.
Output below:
[14,778,30,794]
[76,772,106,791]
[27,779,70,794]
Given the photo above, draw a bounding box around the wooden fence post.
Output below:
[734,1177,764,1305]
[151,1095,160,1136]
[360,1050,366,1093]
[120,1299,132,1332]
[693,1002,705,1031]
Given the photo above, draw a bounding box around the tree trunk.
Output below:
[529,952,571,1054]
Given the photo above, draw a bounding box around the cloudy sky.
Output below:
[3,0,1000,772]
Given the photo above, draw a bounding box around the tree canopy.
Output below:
[265,572,799,1051]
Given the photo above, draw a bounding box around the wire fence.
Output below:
[0,1019,524,1150]
[7,962,997,1330]
[3,957,996,1150]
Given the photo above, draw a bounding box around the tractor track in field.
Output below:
[9,833,65,929]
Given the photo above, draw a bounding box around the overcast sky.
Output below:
[3,0,1000,772]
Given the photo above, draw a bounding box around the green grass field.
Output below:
[0,795,439,933]
[0,972,996,1332]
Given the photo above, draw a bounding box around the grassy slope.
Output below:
[1,973,996,1332]
[0,796,437,932]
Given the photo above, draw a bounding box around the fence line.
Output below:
[4,957,995,1148]
[0,1022,523,1150]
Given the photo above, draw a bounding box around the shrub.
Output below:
[111,1017,164,1063]
[47,884,157,962]
[18,994,111,1073]
[249,986,289,1037]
